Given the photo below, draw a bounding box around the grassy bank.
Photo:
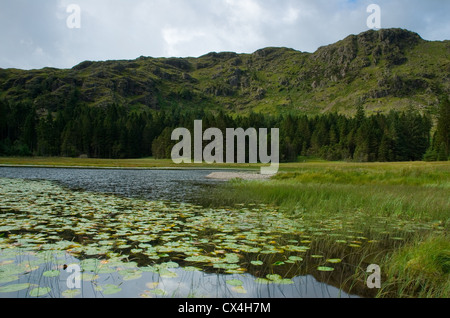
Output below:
[205,161,450,223]
[378,234,450,298]
[202,161,449,298]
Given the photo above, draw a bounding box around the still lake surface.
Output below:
[0,167,360,298]
[0,167,220,203]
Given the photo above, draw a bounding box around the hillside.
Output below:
[0,28,449,116]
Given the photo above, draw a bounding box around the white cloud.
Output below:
[282,7,300,24]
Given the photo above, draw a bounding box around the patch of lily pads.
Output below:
[0,178,444,298]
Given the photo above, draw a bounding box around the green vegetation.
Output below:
[0,100,438,163]
[204,161,450,223]
[0,27,448,298]
[0,29,448,117]
[0,29,450,115]
[378,234,450,298]
[201,161,449,298]
[1,171,447,298]
[1,28,449,162]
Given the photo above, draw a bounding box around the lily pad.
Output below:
[62,289,81,298]
[288,256,303,262]
[101,284,122,295]
[149,288,167,296]
[0,275,19,284]
[231,286,247,294]
[317,266,335,272]
[326,259,342,264]
[145,282,159,289]
[255,278,272,284]
[43,270,60,277]
[0,283,31,293]
[158,269,178,278]
[119,269,142,281]
[161,261,179,268]
[277,279,294,285]
[226,279,243,287]
[266,274,282,281]
[272,261,285,266]
[29,287,51,297]
[250,260,264,266]
[81,273,99,282]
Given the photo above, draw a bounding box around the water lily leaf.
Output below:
[184,255,211,263]
[255,278,272,284]
[231,286,247,294]
[119,269,142,281]
[145,282,159,289]
[0,283,31,293]
[226,279,243,286]
[277,279,294,285]
[43,270,60,277]
[250,260,263,266]
[272,261,285,266]
[266,274,282,282]
[29,287,51,297]
[140,266,159,273]
[0,274,19,284]
[161,261,179,269]
[62,289,81,298]
[317,266,334,272]
[101,284,122,295]
[149,288,167,296]
[213,263,239,270]
[96,266,116,274]
[224,254,240,264]
[225,268,246,274]
[159,269,177,278]
[326,259,342,264]
[288,256,303,262]
[183,266,201,272]
[0,260,14,266]
[81,273,99,282]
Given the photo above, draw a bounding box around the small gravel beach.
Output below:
[206,171,272,180]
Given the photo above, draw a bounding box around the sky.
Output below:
[0,0,449,70]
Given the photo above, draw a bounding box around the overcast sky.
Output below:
[0,0,449,70]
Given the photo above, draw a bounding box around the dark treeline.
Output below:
[0,96,448,162]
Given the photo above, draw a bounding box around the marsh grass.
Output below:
[375,234,450,298]
[205,162,450,224]
[203,161,450,298]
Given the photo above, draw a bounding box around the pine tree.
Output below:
[434,96,450,159]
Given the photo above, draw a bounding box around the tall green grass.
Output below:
[204,162,450,298]
[207,180,449,225]
[206,162,450,224]
[377,234,450,298]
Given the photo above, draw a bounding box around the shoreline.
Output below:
[0,163,258,172]
[0,163,273,181]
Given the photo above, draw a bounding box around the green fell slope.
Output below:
[0,28,448,116]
